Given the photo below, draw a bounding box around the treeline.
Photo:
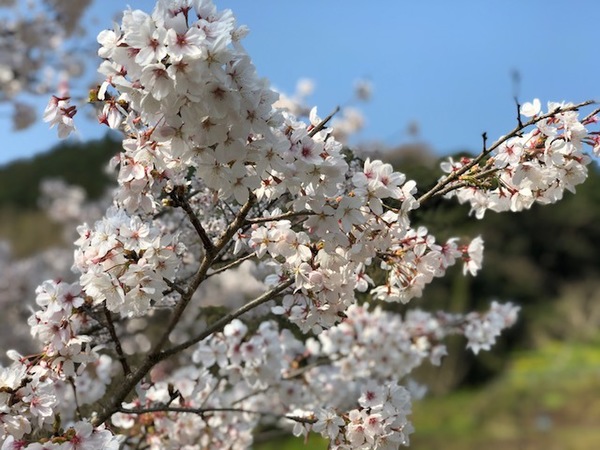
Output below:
[0,134,120,210]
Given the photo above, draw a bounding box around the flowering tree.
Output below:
[0,0,95,131]
[3,0,600,448]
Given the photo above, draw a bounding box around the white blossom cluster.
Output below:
[105,299,518,448]
[0,0,92,130]
[310,381,413,449]
[0,279,120,449]
[440,99,595,219]
[111,316,415,449]
[463,300,520,354]
[43,88,78,140]
[28,280,95,377]
[0,180,110,361]
[0,244,73,360]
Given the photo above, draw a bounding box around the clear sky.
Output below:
[1,0,598,165]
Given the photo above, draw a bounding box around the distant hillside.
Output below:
[0,134,120,210]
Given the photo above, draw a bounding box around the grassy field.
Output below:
[256,340,600,449]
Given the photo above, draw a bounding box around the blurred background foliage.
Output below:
[1,136,599,448]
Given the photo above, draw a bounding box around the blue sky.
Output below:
[1,0,598,164]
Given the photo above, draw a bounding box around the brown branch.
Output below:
[308,106,340,137]
[418,100,595,205]
[245,210,315,225]
[80,311,126,336]
[68,377,83,420]
[118,405,316,424]
[514,96,524,130]
[92,353,162,426]
[169,187,215,256]
[103,304,131,376]
[162,277,186,296]
[154,194,257,351]
[159,277,294,359]
[206,253,256,279]
[583,106,600,123]
[433,166,502,199]
[434,180,470,199]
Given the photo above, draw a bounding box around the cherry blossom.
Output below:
[1,0,599,448]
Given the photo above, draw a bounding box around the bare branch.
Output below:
[92,355,161,426]
[206,253,256,279]
[434,165,501,199]
[162,277,186,296]
[155,194,257,352]
[433,180,470,199]
[69,377,83,420]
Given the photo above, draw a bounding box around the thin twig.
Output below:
[155,194,257,352]
[118,405,316,425]
[162,277,186,296]
[583,106,600,123]
[159,278,294,359]
[418,100,595,204]
[308,106,340,137]
[68,377,83,420]
[103,304,131,375]
[434,180,470,198]
[206,253,256,279]
[170,188,216,256]
[514,96,524,130]
[245,210,315,225]
[434,165,502,199]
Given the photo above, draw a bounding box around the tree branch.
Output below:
[308,106,340,137]
[169,187,215,256]
[206,253,256,279]
[154,193,257,352]
[418,100,595,204]
[103,304,131,376]
[118,404,316,425]
[514,96,524,130]
[93,352,164,427]
[245,210,315,225]
[159,277,294,359]
[583,106,600,123]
